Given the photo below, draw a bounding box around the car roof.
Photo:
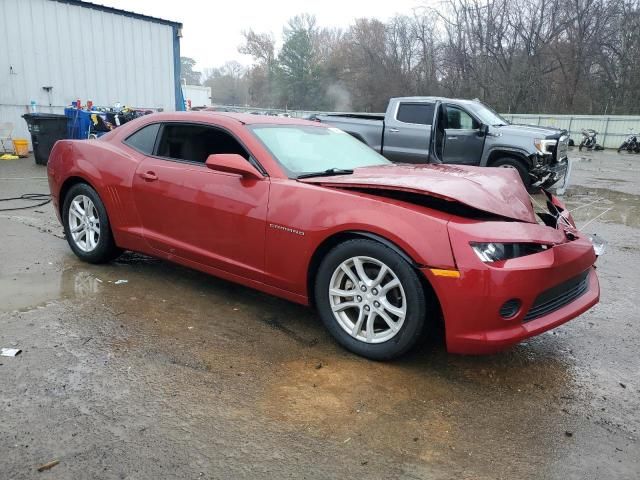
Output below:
[143,111,322,126]
[391,96,480,105]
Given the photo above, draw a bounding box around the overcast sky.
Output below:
[97,0,428,70]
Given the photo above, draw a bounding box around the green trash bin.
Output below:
[22,113,69,165]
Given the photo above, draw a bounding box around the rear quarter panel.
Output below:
[47,138,144,249]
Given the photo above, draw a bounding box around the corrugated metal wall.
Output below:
[0,0,178,147]
[502,114,640,149]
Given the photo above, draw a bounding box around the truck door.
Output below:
[383,101,435,164]
[441,105,485,165]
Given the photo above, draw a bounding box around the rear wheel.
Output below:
[62,183,121,263]
[314,239,429,360]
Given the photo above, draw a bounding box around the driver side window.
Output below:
[446,106,479,130]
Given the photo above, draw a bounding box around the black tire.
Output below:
[62,183,121,264]
[491,157,531,190]
[314,239,429,360]
[618,142,627,153]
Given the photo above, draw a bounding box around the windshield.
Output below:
[467,103,509,126]
[250,125,390,177]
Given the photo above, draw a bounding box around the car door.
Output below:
[441,105,485,165]
[129,122,269,280]
[382,102,435,164]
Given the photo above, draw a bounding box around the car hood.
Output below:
[497,123,566,139]
[299,164,536,223]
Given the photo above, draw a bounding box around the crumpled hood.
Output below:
[299,164,536,223]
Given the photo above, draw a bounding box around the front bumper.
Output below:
[531,157,571,192]
[423,220,599,354]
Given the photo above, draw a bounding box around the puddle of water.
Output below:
[563,186,640,228]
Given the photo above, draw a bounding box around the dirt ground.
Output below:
[0,150,638,479]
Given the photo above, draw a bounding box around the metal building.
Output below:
[0,0,183,146]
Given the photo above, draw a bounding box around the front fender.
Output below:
[264,180,456,297]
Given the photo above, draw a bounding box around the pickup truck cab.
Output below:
[318,97,570,191]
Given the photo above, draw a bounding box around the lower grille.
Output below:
[524,270,590,322]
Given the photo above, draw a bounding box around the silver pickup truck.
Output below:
[317,97,571,191]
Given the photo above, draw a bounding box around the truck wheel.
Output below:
[491,157,531,190]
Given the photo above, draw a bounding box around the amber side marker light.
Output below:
[429,268,461,278]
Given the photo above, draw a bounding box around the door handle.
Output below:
[139,171,158,181]
[388,128,399,133]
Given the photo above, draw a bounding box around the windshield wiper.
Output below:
[296,168,354,179]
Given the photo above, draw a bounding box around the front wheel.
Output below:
[314,239,429,360]
[62,183,121,263]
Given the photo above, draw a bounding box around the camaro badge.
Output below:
[269,223,305,236]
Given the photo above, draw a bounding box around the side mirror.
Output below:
[205,154,262,179]
[479,124,489,136]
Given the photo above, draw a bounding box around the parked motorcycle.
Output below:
[579,129,604,151]
[617,130,640,153]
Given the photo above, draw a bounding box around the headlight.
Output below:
[534,138,557,155]
[471,242,549,263]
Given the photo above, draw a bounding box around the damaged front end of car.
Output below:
[438,188,601,354]
[301,163,601,354]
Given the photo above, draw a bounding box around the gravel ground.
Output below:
[0,150,638,479]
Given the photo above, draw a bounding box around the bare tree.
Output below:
[197,0,640,114]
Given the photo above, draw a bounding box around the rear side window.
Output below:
[124,123,160,154]
[396,103,435,125]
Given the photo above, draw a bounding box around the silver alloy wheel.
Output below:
[68,194,100,252]
[329,256,407,344]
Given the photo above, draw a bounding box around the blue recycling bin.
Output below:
[64,107,93,139]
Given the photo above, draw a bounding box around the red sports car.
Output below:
[47,112,600,359]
